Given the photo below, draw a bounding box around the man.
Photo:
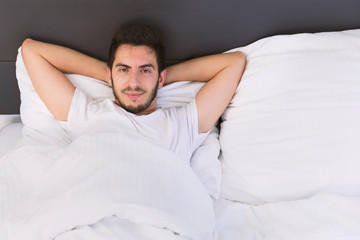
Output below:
[21,24,246,162]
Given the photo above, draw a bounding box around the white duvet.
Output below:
[0,131,215,240]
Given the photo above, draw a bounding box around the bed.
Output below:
[1,1,360,239]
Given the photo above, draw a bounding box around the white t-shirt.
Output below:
[64,88,209,163]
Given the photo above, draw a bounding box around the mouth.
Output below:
[124,91,144,101]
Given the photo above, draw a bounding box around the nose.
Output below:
[128,71,140,89]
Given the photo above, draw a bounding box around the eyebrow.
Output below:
[139,64,155,69]
[114,63,155,69]
[115,63,131,68]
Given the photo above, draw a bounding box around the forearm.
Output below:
[165,51,244,85]
[21,38,108,82]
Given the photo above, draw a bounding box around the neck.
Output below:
[136,98,157,116]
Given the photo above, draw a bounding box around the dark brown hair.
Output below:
[108,23,166,74]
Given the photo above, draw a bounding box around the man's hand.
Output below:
[21,39,108,121]
[166,51,246,133]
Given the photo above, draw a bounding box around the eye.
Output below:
[142,69,151,74]
[119,68,128,73]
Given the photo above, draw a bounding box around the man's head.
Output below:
[107,24,166,115]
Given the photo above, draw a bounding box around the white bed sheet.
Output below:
[0,115,23,158]
[214,195,360,240]
[54,215,187,240]
[0,114,21,129]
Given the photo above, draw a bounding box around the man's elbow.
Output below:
[21,38,36,56]
[21,38,31,49]
[233,51,246,68]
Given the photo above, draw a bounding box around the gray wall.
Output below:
[1,0,360,113]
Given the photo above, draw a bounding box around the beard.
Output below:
[111,77,159,114]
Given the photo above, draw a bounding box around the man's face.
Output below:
[109,44,165,115]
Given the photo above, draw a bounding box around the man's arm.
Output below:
[165,51,246,133]
[21,39,108,121]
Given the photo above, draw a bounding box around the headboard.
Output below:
[1,0,360,114]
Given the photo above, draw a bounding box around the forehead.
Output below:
[114,44,157,67]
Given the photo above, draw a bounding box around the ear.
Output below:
[107,67,112,86]
[158,69,166,89]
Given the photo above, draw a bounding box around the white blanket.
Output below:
[0,131,215,240]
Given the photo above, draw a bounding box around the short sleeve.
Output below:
[166,99,210,161]
[67,88,93,123]
[187,99,211,153]
[60,88,95,138]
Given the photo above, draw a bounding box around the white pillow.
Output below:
[220,29,360,204]
[15,48,221,199]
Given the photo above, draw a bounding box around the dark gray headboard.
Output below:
[1,0,360,114]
